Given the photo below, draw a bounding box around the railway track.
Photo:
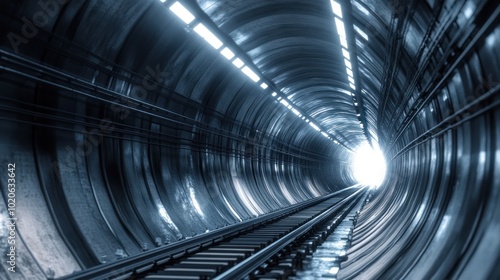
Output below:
[58,185,367,280]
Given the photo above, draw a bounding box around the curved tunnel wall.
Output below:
[338,0,500,279]
[0,0,499,279]
[342,88,500,277]
[0,0,349,278]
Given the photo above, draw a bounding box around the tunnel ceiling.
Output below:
[189,0,378,150]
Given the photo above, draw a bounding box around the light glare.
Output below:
[309,122,321,131]
[344,59,352,69]
[241,66,260,82]
[340,37,348,48]
[193,23,223,49]
[330,0,343,18]
[463,3,475,19]
[232,58,244,68]
[280,99,290,107]
[342,48,350,59]
[220,47,235,60]
[335,18,346,38]
[354,25,369,41]
[350,143,386,188]
[329,267,340,275]
[169,2,195,24]
[353,1,370,16]
[260,83,268,89]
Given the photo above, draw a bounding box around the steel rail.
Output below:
[214,186,366,280]
[56,185,361,280]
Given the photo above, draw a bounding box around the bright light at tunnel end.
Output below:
[350,143,387,189]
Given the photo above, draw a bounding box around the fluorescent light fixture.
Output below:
[220,47,235,60]
[160,0,166,2]
[353,1,370,16]
[321,132,329,138]
[334,140,339,144]
[309,122,321,131]
[354,25,369,40]
[302,116,305,120]
[342,48,350,59]
[354,102,358,106]
[193,23,223,49]
[278,96,282,100]
[287,105,292,109]
[340,37,348,48]
[232,58,244,68]
[271,92,277,97]
[350,83,356,90]
[169,2,195,24]
[306,119,310,123]
[280,99,289,107]
[345,59,352,69]
[348,76,355,84]
[346,68,353,77]
[260,83,268,89]
[330,0,343,18]
[335,18,346,38]
[359,123,363,128]
[241,66,260,82]
[292,108,300,116]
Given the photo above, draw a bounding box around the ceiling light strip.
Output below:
[166,0,348,147]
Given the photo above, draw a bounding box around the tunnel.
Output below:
[0,0,499,279]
